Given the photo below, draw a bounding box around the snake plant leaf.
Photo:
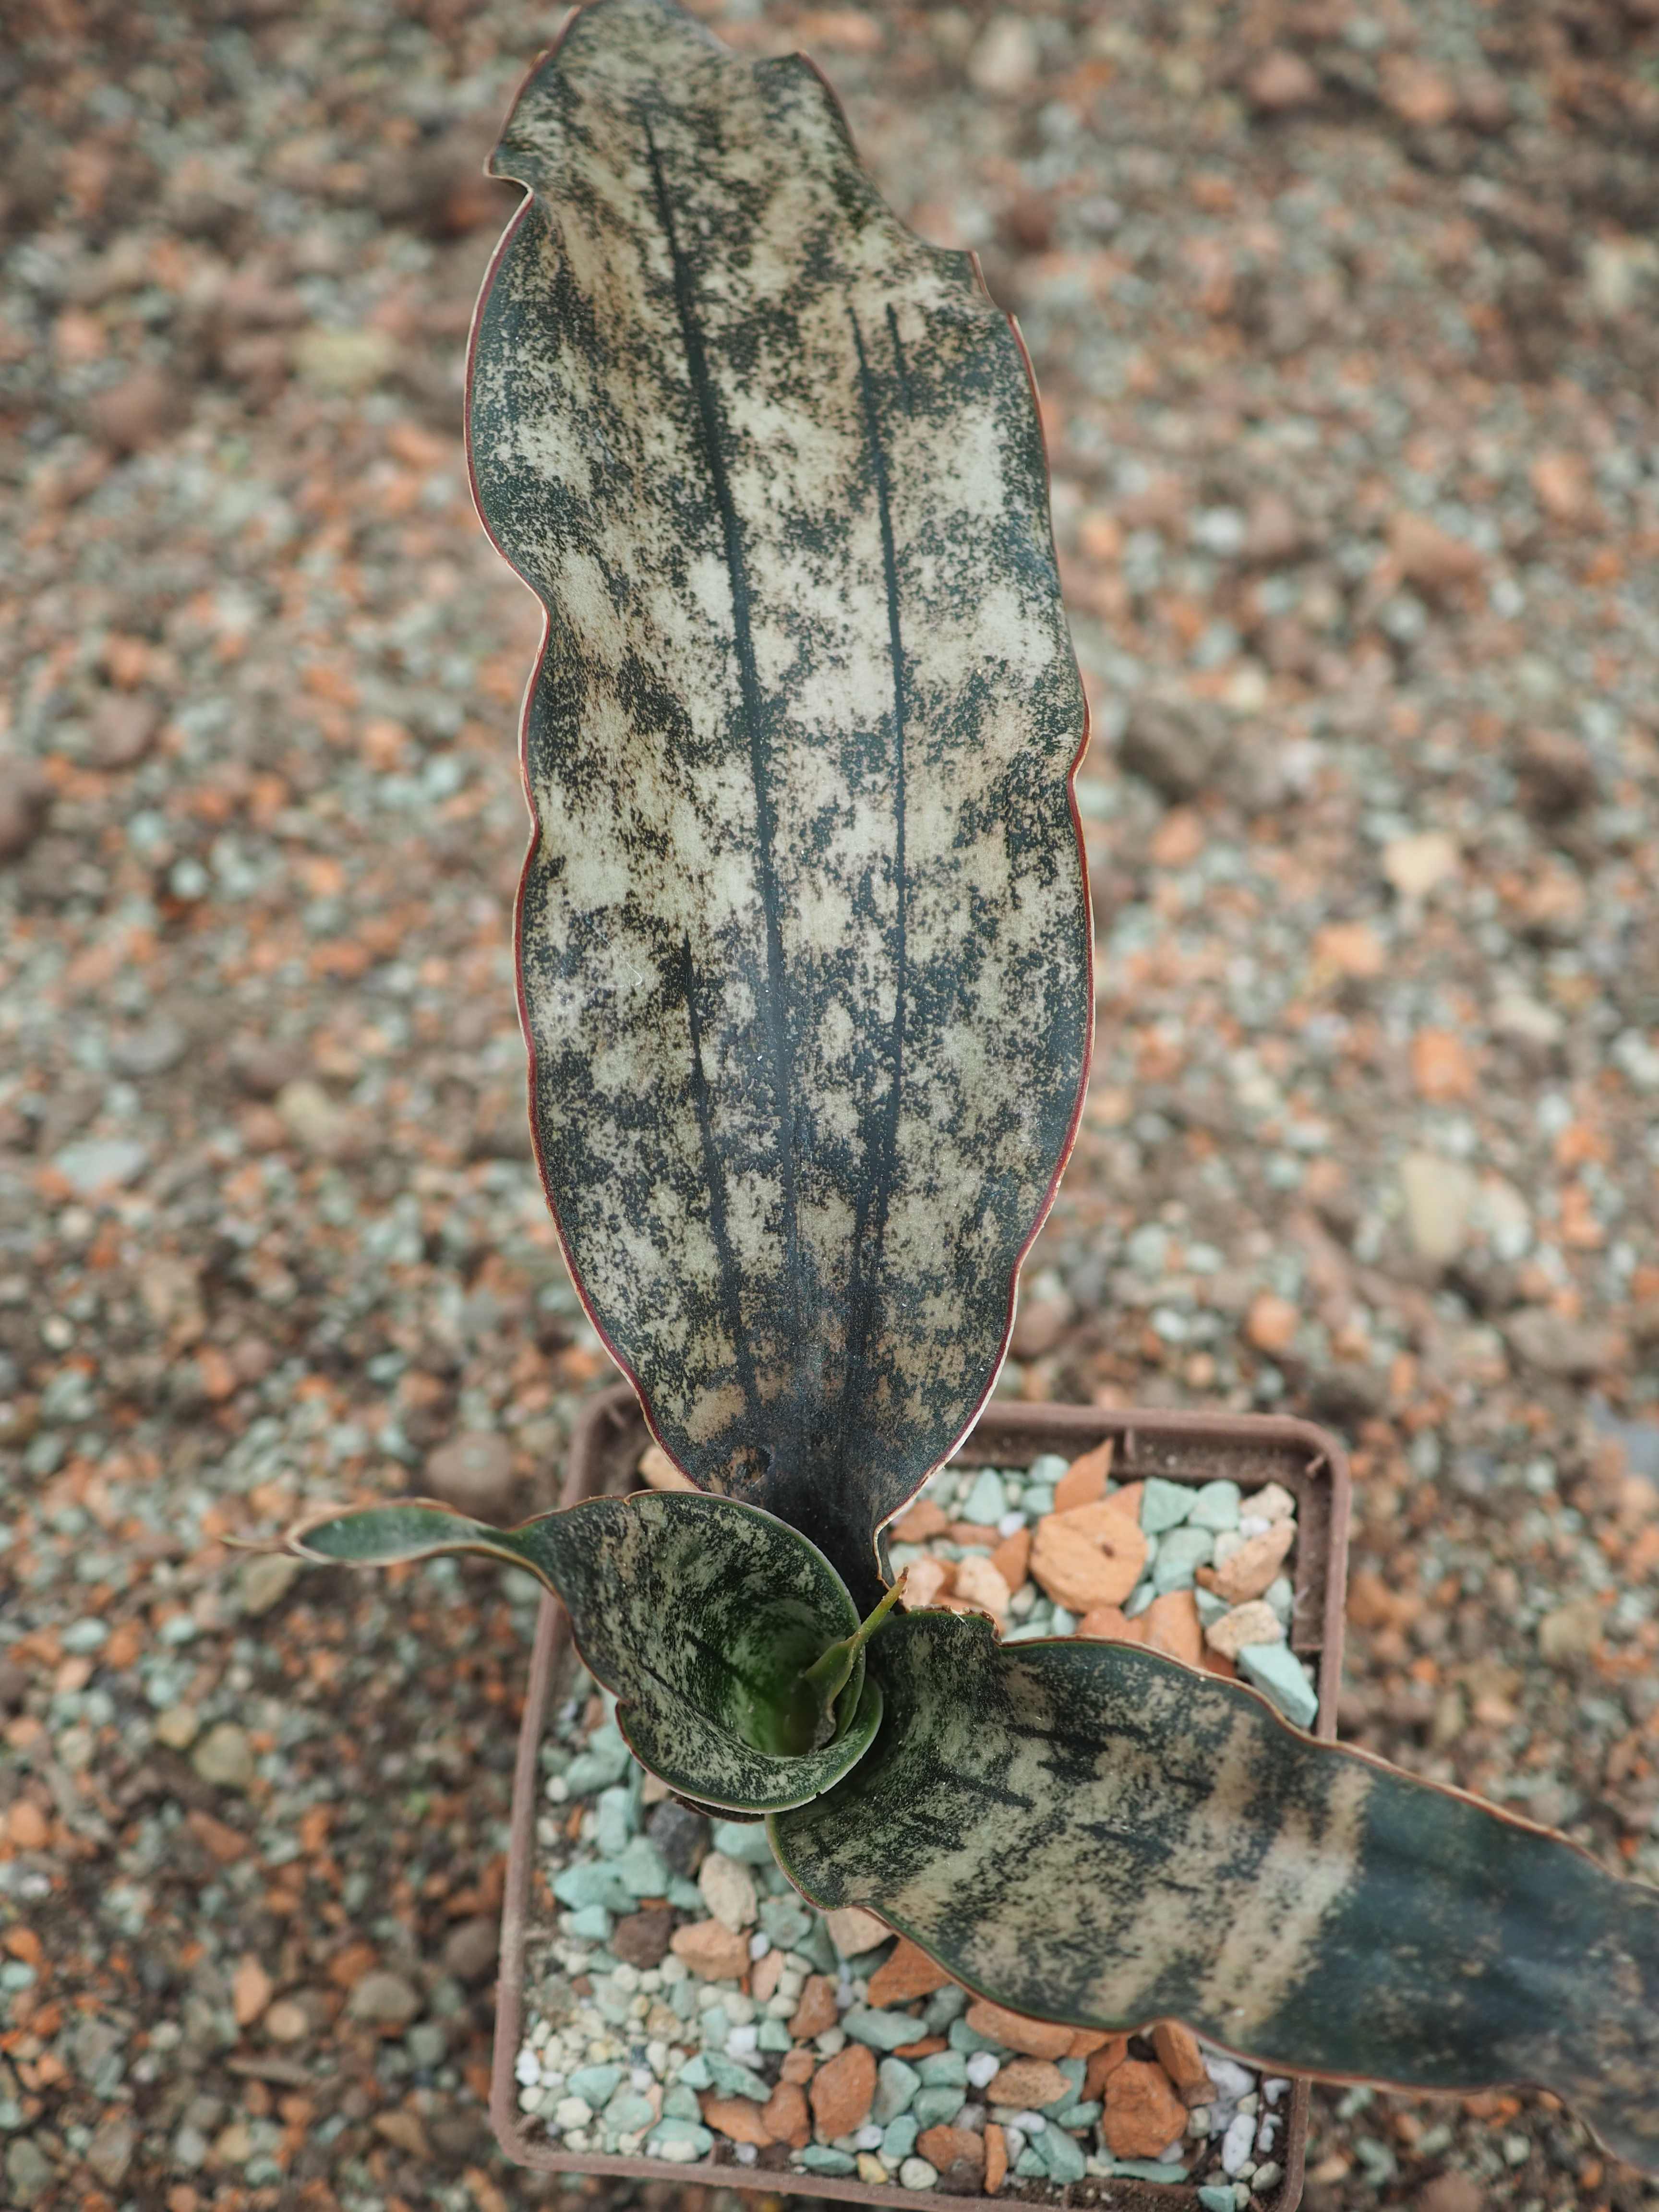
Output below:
[286,1493,881,1813]
[468,0,1091,1605]
[769,1614,1659,2171]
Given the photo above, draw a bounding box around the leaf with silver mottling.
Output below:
[468,0,1090,1606]
[769,1613,1659,2172]
[286,1494,881,1812]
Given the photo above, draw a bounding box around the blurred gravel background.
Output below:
[3,2,1659,2210]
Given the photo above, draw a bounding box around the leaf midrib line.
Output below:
[839,300,911,1467]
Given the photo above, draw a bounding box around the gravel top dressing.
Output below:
[517,1446,1309,2200]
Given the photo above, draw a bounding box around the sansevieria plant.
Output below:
[282,0,1659,2174]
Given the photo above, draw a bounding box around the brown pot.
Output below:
[493,1383,1352,2212]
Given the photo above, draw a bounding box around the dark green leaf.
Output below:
[287,1493,881,1812]
[468,0,1090,1605]
[770,1615,1659,2171]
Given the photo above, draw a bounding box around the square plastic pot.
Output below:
[492,1383,1352,2212]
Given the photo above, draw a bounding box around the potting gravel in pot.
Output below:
[264,0,1659,2202]
[490,1385,1353,2210]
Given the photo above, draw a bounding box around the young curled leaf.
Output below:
[286,1492,882,1813]
[469,0,1090,1608]
[769,1613,1659,2172]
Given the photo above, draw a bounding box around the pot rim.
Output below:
[491,1383,1352,2212]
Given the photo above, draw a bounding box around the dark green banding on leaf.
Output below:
[769,1614,1659,2171]
[287,1492,880,1813]
[468,0,1090,1606]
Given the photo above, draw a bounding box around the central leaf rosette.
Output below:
[286,1492,893,1813]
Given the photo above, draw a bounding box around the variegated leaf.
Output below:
[468,0,1090,1605]
[286,1494,881,1812]
[770,1614,1659,2171]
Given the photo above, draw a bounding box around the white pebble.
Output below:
[900,2158,938,2189]
[966,2050,1001,2089]
[1204,2056,1255,2103]
[854,2124,885,2149]
[545,1776,569,1802]
[611,1962,640,1992]
[1262,2078,1288,2104]
[1238,1514,1272,1538]
[749,1932,770,1960]
[515,2048,540,2087]
[734,2143,757,2165]
[816,2027,847,2057]
[1257,2114,1280,2154]
[727,2026,758,2056]
[1003,2127,1025,2160]
[659,1956,687,1985]
[517,2084,541,2112]
[555,2097,593,2130]
[724,1992,756,2025]
[1221,2112,1256,2176]
[997,1509,1027,1537]
[1011,2109,1047,2133]
[766,1993,795,2020]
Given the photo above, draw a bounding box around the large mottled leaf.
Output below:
[468,0,1090,1605]
[770,1614,1659,2171]
[287,1494,881,1813]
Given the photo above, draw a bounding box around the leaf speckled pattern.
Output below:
[467,0,1090,1605]
[287,1494,881,1811]
[769,1613,1659,2170]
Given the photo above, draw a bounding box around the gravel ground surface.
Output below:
[3,3,1659,2210]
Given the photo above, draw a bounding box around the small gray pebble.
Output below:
[646,1798,709,1876]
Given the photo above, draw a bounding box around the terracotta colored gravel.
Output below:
[3,2,1659,2210]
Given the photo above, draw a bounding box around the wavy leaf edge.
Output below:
[464,0,1093,1607]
